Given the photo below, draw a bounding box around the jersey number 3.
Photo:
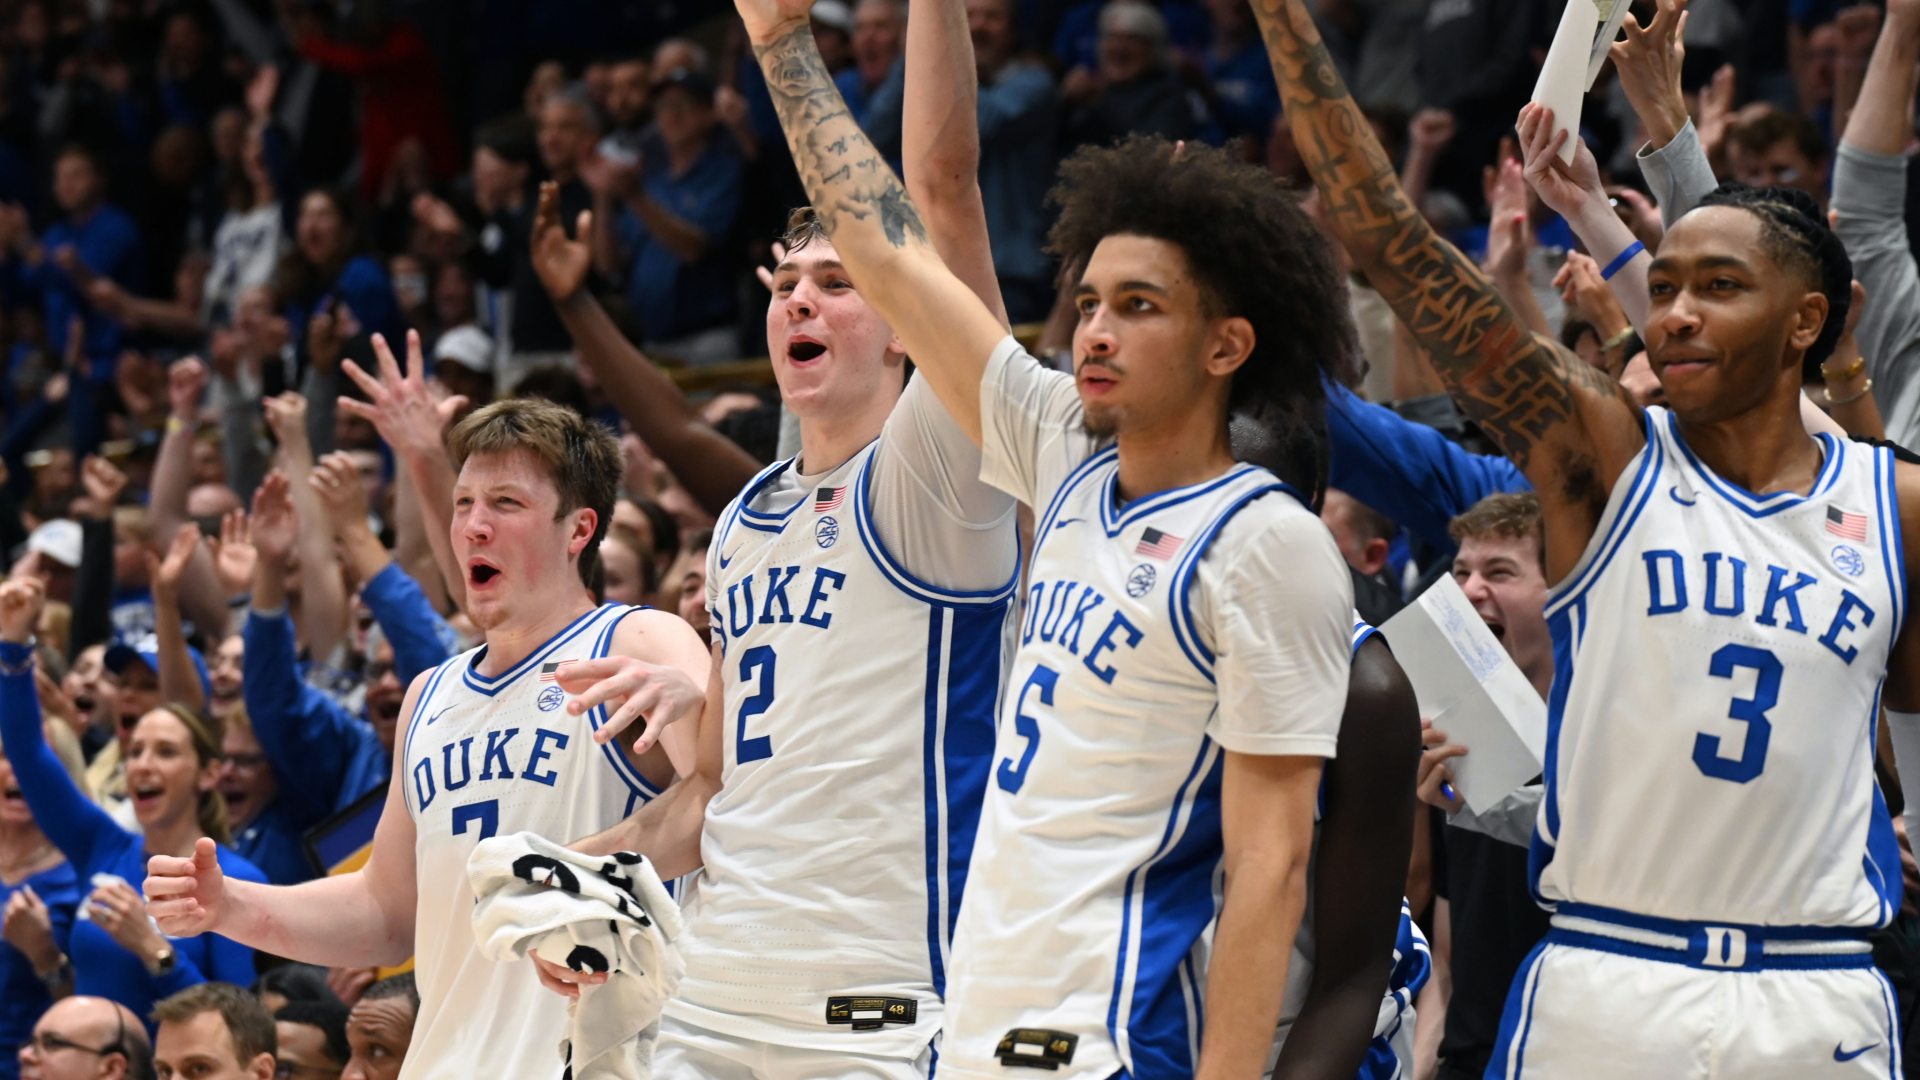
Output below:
[1695,644,1781,784]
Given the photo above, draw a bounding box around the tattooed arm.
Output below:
[1251,0,1647,573]
[739,0,1007,443]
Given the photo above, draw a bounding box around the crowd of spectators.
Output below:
[5,0,1920,1076]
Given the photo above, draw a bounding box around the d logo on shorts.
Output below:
[1697,926,1749,969]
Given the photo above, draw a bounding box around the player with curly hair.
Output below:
[732,0,1379,1070]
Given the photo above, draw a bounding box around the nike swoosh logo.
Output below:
[1054,517,1082,527]
[424,708,451,726]
[1834,1042,1878,1062]
[1669,485,1697,507]
[718,544,744,569]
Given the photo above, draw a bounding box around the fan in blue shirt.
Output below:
[0,733,80,1080]
[0,578,264,1033]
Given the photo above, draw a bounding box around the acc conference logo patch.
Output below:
[1126,563,1157,598]
[1830,544,1867,578]
[816,515,840,549]
[537,684,565,712]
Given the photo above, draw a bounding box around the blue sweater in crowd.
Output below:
[0,644,265,1031]
[244,562,450,824]
[0,860,76,1080]
[1324,381,1531,553]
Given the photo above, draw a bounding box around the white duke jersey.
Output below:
[1534,406,1905,929]
[398,604,664,1080]
[680,391,1018,1056]
[941,340,1352,1079]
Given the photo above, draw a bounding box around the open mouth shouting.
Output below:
[130,780,164,813]
[786,336,828,365]
[468,556,504,590]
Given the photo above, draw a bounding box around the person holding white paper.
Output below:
[1252,0,1920,1075]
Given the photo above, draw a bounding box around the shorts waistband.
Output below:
[1546,902,1875,972]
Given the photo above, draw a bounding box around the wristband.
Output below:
[1823,355,1866,382]
[1599,241,1646,280]
[1827,378,1874,406]
[0,638,34,675]
[1601,326,1636,352]
[166,416,186,435]
[37,955,71,990]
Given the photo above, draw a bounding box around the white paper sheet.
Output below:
[1381,573,1548,813]
[1586,0,1633,89]
[1531,0,1600,165]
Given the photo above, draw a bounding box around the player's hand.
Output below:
[530,181,593,302]
[0,576,45,644]
[1516,103,1606,225]
[557,656,706,753]
[1554,252,1631,343]
[144,837,228,936]
[532,952,610,999]
[1417,719,1467,814]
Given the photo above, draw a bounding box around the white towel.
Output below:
[468,833,684,1080]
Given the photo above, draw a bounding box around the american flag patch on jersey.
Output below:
[1135,527,1185,560]
[538,659,578,682]
[1827,506,1869,542]
[815,486,846,512]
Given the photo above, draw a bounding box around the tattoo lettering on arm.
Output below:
[754,28,930,250]
[1249,0,1633,499]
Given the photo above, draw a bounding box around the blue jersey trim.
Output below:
[921,605,950,998]
[1097,461,1270,537]
[852,448,1019,605]
[459,605,616,695]
[586,605,665,800]
[1546,411,1665,615]
[1167,480,1293,680]
[1666,410,1843,518]
[1875,447,1907,643]
[1035,446,1119,545]
[1105,736,1224,1076]
[400,657,460,818]
[1489,940,1550,1080]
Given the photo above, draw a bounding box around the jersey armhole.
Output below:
[588,606,668,800]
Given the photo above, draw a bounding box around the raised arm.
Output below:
[263,392,349,665]
[146,526,208,713]
[339,332,468,615]
[1834,0,1920,443]
[1250,0,1644,569]
[529,183,764,514]
[901,0,1008,327]
[738,0,1008,443]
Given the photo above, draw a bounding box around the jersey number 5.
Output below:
[996,665,1059,794]
[1695,644,1781,784]
[737,645,776,764]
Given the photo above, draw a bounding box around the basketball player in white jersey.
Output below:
[530,0,1020,1074]
[736,0,1362,1074]
[140,392,714,1080]
[1252,0,1920,1073]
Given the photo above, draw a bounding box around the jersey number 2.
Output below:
[997,666,1059,794]
[1695,644,1781,784]
[737,645,776,764]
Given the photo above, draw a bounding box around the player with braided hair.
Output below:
[1248,0,1920,1074]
